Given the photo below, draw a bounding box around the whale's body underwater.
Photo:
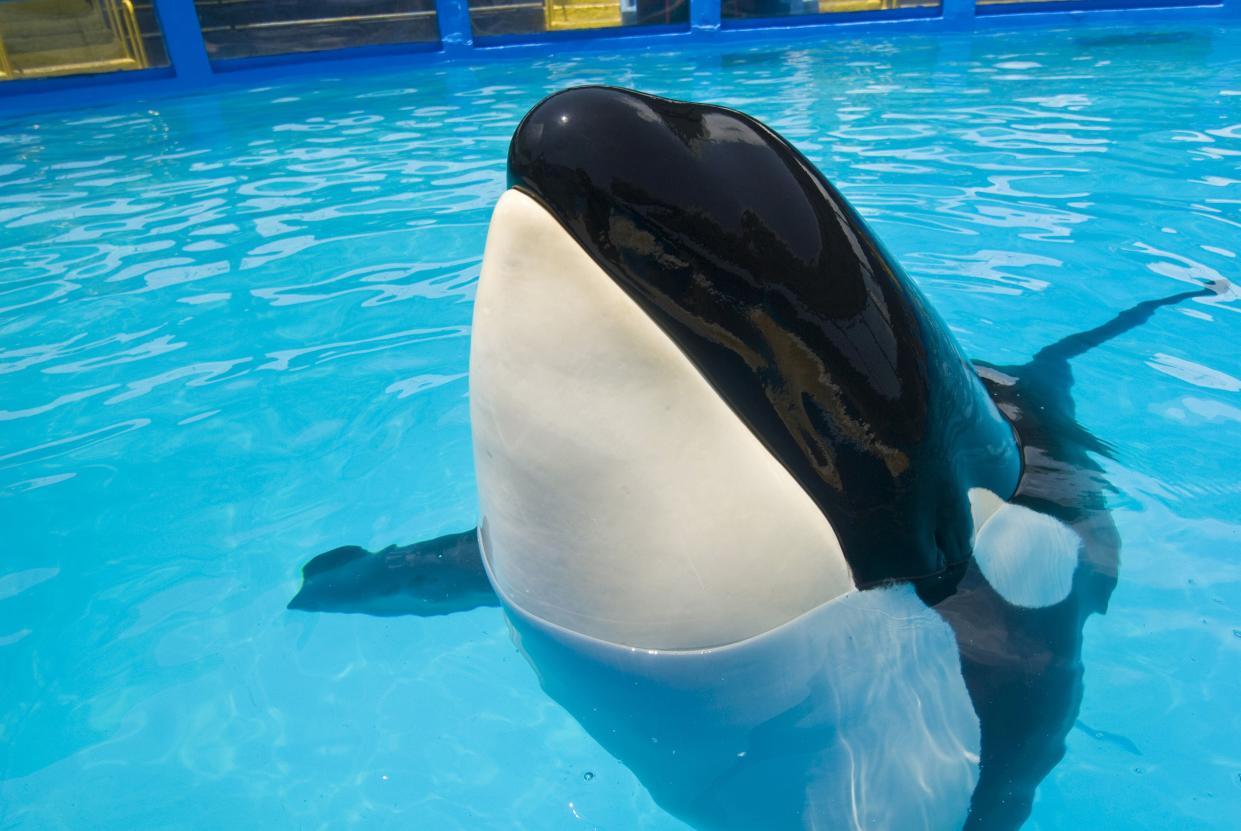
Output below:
[290,87,1215,830]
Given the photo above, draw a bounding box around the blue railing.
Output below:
[0,0,1237,116]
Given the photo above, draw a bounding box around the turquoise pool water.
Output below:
[2,21,1240,830]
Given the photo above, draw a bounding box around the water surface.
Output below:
[2,21,1239,830]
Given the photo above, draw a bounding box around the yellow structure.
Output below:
[819,0,913,11]
[544,0,623,31]
[0,0,148,81]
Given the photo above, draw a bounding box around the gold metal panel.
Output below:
[544,0,623,31]
[0,0,148,81]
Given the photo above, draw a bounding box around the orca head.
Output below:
[470,86,1021,650]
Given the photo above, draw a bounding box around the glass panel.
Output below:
[192,0,439,61]
[469,0,688,39]
[722,0,936,20]
[0,0,168,82]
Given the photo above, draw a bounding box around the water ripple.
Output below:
[0,21,1238,831]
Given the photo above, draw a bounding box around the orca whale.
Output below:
[290,87,1218,830]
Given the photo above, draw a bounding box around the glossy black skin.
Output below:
[508,86,1019,602]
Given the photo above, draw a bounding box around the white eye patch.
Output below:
[968,489,1081,609]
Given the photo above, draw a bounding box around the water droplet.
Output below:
[583,771,594,781]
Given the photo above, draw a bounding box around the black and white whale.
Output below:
[289,87,1219,830]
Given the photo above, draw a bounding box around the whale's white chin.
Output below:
[469,189,855,650]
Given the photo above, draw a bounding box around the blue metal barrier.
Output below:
[436,0,475,55]
[0,0,1237,116]
[157,0,212,83]
[692,0,723,31]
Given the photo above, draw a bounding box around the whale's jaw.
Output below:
[471,189,854,650]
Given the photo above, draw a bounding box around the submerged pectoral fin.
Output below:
[288,528,498,617]
[1031,282,1227,366]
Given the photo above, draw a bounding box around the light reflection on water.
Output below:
[1,22,1239,831]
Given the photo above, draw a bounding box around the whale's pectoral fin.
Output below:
[288,528,497,617]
